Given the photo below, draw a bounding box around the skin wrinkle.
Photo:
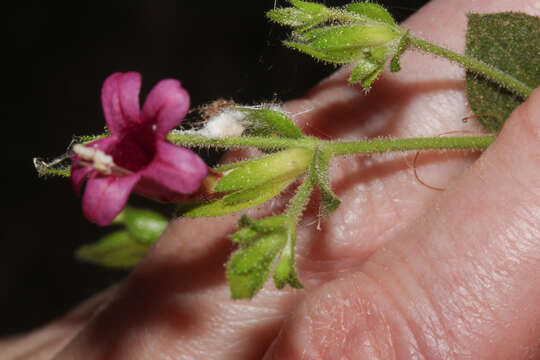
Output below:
[344,282,395,360]
[418,210,508,353]
[496,203,540,266]
[405,239,463,357]
[377,240,459,358]
[347,271,422,360]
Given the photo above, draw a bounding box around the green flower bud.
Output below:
[286,24,400,64]
[178,148,314,218]
[215,148,313,192]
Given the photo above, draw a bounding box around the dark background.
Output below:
[4,0,428,336]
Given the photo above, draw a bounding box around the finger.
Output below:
[264,88,540,359]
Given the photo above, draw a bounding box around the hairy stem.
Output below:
[167,132,315,150]
[326,135,495,155]
[409,36,532,98]
[169,132,495,156]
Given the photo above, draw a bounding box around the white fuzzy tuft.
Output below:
[197,109,247,139]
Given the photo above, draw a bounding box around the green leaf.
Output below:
[390,29,410,72]
[226,232,287,299]
[466,13,540,132]
[313,149,340,215]
[179,178,293,218]
[237,108,304,139]
[75,231,150,269]
[215,148,312,192]
[114,207,168,244]
[345,2,396,25]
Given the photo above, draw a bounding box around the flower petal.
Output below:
[101,72,142,135]
[137,140,207,200]
[71,166,93,196]
[141,79,190,138]
[82,173,140,226]
[70,137,116,195]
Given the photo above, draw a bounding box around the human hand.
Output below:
[4,0,540,358]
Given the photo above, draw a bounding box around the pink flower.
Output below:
[71,72,208,226]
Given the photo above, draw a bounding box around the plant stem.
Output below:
[279,166,316,289]
[169,131,495,156]
[327,135,495,156]
[287,173,315,225]
[167,132,315,150]
[409,36,532,98]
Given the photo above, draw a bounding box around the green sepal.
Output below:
[179,178,292,218]
[237,108,304,139]
[231,215,287,244]
[267,1,330,33]
[361,66,383,91]
[75,231,151,269]
[390,29,410,72]
[313,149,340,215]
[230,227,259,244]
[215,148,312,192]
[267,7,315,27]
[348,58,385,90]
[223,177,290,205]
[214,156,269,172]
[113,207,168,244]
[465,12,540,132]
[349,60,379,83]
[361,65,384,90]
[284,40,353,64]
[226,232,287,299]
[236,214,287,233]
[305,24,399,51]
[289,0,329,15]
[345,2,396,25]
[273,250,303,289]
